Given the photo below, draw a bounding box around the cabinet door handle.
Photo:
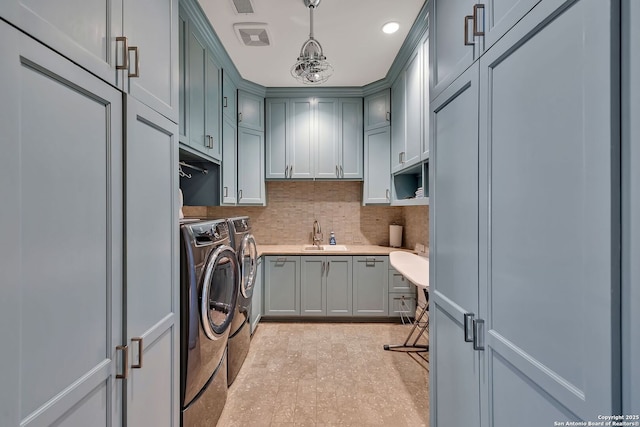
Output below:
[473,319,485,351]
[336,165,339,178]
[116,36,129,70]
[131,337,143,369]
[224,186,228,197]
[339,165,343,178]
[386,189,390,200]
[464,313,475,342]
[223,96,228,108]
[238,112,242,122]
[289,165,293,178]
[238,189,243,200]
[321,261,325,276]
[116,345,129,379]
[473,4,485,36]
[128,46,140,78]
[464,15,475,46]
[386,111,391,122]
[326,260,330,275]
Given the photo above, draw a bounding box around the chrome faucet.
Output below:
[312,220,323,248]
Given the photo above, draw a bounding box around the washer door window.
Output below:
[200,245,239,340]
[239,234,257,299]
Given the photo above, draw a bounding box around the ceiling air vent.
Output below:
[233,23,271,47]
[230,0,255,14]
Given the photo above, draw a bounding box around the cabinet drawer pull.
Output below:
[473,4,485,36]
[365,257,376,266]
[116,345,129,379]
[116,36,129,70]
[464,15,475,46]
[128,46,140,78]
[132,337,143,369]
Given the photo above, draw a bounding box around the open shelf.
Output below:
[391,161,429,206]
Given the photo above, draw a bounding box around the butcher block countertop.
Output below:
[256,244,416,257]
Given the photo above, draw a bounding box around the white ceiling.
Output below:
[197,0,426,87]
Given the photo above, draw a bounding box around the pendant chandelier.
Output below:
[291,0,333,85]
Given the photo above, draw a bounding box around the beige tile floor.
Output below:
[217,322,429,426]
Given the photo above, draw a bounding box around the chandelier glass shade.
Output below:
[291,0,333,84]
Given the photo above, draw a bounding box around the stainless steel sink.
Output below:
[302,245,349,252]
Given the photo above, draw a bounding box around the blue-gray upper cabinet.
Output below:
[0,0,179,122]
[429,0,479,100]
[221,115,237,205]
[391,73,406,174]
[265,98,314,179]
[337,98,363,179]
[222,70,237,122]
[264,256,301,316]
[421,35,430,160]
[392,45,423,174]
[364,90,391,131]
[182,22,221,161]
[429,0,540,101]
[289,98,315,179]
[352,256,389,316]
[265,98,289,179]
[0,22,124,426]
[123,0,179,122]
[238,91,264,131]
[125,97,179,427]
[314,98,340,179]
[237,126,266,205]
[363,127,391,205]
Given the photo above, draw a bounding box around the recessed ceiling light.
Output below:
[382,22,400,34]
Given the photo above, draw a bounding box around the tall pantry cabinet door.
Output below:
[123,0,179,122]
[0,22,123,427]
[478,0,620,422]
[0,0,123,88]
[480,0,541,53]
[622,0,640,416]
[125,98,179,427]
[222,116,238,205]
[429,63,480,427]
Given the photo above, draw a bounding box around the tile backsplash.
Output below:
[183,181,428,248]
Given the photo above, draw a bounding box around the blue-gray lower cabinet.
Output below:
[0,21,124,426]
[431,0,622,425]
[388,268,417,318]
[352,256,389,316]
[250,257,263,334]
[264,256,300,316]
[301,256,353,316]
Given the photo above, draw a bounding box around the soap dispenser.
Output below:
[329,231,336,245]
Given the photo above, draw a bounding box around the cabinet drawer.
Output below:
[389,268,413,293]
[389,293,416,318]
